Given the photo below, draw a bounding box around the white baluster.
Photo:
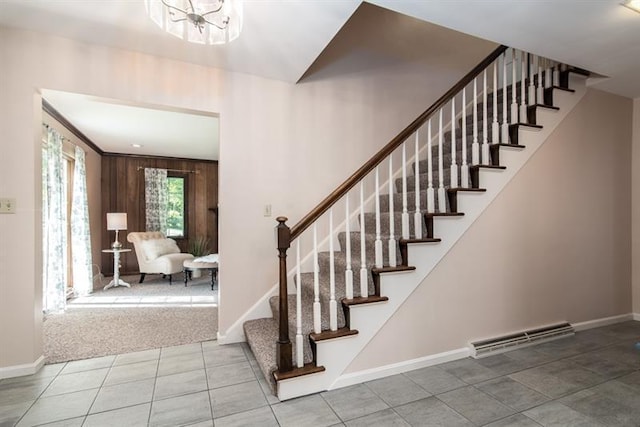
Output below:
[344,194,353,299]
[328,209,337,331]
[451,98,458,187]
[511,49,518,124]
[537,56,544,105]
[553,61,560,87]
[374,166,383,268]
[295,240,303,368]
[427,119,435,211]
[388,156,397,267]
[482,70,489,165]
[502,52,509,144]
[437,110,446,213]
[520,50,528,124]
[401,142,410,239]
[313,223,321,334]
[359,181,368,298]
[472,78,479,165]
[492,61,499,145]
[545,58,552,89]
[461,89,469,188]
[414,131,423,238]
[528,53,536,105]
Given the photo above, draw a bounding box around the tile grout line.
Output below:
[12,361,70,427]
[147,350,162,426]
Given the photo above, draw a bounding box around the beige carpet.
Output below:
[44,306,217,363]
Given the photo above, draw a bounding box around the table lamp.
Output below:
[107,212,127,249]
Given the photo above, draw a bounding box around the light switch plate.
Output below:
[0,198,16,214]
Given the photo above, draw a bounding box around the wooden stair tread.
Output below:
[273,363,325,382]
[399,237,442,244]
[310,327,359,342]
[424,212,465,218]
[512,123,543,129]
[470,165,506,170]
[343,295,389,306]
[448,188,487,193]
[490,143,525,149]
[371,265,416,274]
[549,85,575,93]
[566,67,590,77]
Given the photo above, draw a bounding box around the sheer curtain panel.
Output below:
[71,146,93,296]
[43,127,67,312]
[145,168,168,232]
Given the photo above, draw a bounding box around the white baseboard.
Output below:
[0,355,45,380]
[217,331,245,345]
[329,313,635,391]
[572,313,633,331]
[330,347,469,391]
[217,284,277,345]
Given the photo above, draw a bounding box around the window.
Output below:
[166,175,186,238]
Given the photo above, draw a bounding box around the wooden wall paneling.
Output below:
[194,165,206,252]
[123,158,142,273]
[100,156,113,276]
[100,154,218,277]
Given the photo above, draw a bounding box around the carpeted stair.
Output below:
[242,85,529,393]
[241,68,582,396]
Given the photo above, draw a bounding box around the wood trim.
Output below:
[103,152,218,164]
[310,327,358,342]
[289,45,508,240]
[42,99,104,155]
[273,363,325,382]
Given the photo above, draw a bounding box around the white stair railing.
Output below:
[414,131,423,238]
[344,194,353,299]
[272,46,577,380]
[450,98,458,188]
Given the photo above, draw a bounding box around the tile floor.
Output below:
[1,321,639,426]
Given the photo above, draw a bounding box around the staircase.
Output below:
[243,46,590,400]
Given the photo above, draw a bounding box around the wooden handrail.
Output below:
[290,44,508,240]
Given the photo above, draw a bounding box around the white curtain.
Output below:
[145,168,168,233]
[43,127,67,312]
[71,146,93,296]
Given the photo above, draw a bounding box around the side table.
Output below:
[102,248,132,290]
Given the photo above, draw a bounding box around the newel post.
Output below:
[275,217,293,373]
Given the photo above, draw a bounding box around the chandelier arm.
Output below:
[168,17,189,23]
[200,3,225,17]
[160,0,189,15]
[202,16,229,30]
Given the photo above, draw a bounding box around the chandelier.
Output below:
[145,0,243,45]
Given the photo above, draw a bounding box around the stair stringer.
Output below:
[276,75,587,401]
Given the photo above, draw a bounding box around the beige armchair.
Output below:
[127,231,194,284]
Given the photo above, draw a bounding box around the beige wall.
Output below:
[42,112,103,275]
[348,88,633,372]
[0,25,493,369]
[633,98,640,315]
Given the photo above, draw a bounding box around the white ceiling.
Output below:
[43,90,220,160]
[3,0,639,159]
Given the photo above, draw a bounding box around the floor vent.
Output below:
[469,322,574,358]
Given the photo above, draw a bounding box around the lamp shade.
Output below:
[106,213,128,231]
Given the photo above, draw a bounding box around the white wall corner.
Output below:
[330,347,469,390]
[572,313,634,331]
[0,355,45,380]
[217,284,278,345]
